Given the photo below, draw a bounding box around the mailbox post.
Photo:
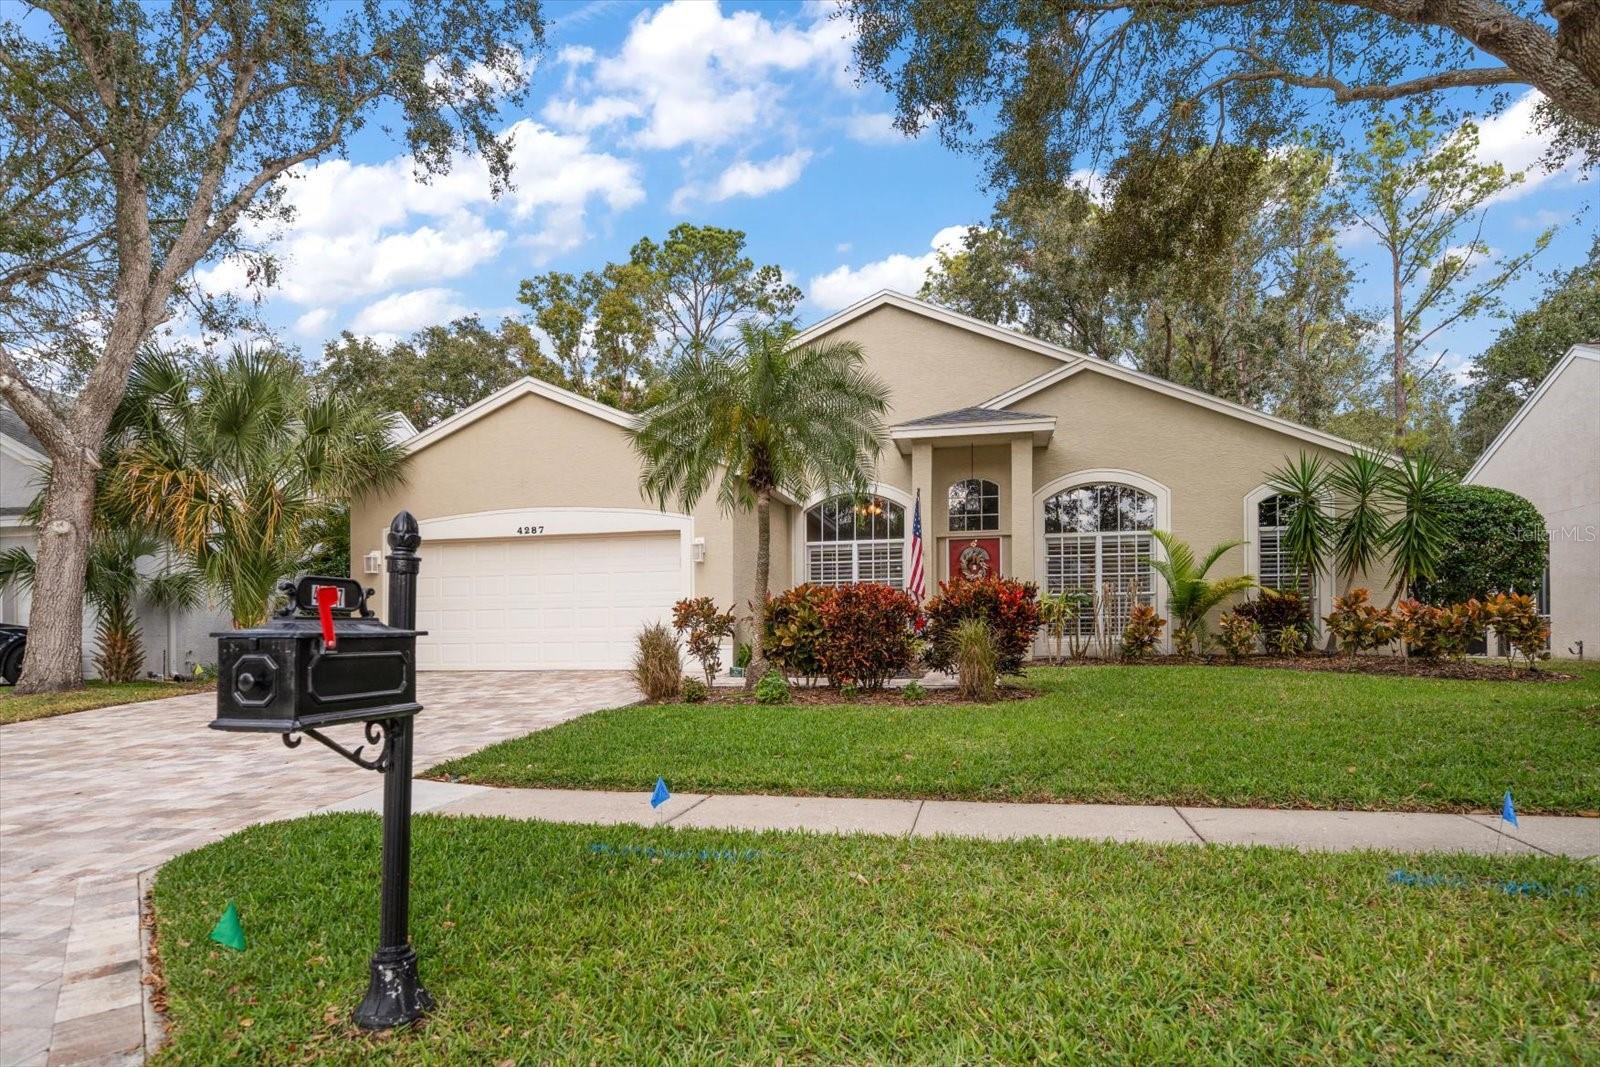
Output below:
[209,510,432,1030]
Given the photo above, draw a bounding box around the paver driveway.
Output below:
[0,671,637,1066]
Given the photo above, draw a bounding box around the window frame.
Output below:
[1040,481,1158,637]
[947,477,1001,533]
[802,492,908,588]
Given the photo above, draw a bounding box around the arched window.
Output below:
[1256,494,1312,597]
[805,494,906,586]
[948,478,1000,532]
[1042,482,1156,633]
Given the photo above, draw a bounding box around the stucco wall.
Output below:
[1467,353,1599,658]
[806,304,1062,423]
[350,390,737,619]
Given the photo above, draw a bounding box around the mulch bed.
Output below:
[700,684,1037,706]
[1046,655,1574,682]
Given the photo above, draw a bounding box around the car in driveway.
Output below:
[1,623,24,684]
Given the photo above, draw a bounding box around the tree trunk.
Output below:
[1391,246,1406,439]
[15,458,96,693]
[745,489,772,690]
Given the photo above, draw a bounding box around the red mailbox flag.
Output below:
[316,584,340,648]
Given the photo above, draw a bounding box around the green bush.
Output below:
[1215,612,1261,662]
[952,619,998,702]
[680,676,709,703]
[839,682,861,700]
[1412,485,1547,606]
[754,669,791,705]
[762,584,831,685]
[632,624,682,702]
[901,680,927,703]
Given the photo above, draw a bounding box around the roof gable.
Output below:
[1464,343,1600,483]
[402,376,637,456]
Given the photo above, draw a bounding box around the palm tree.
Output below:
[0,528,203,682]
[1329,449,1389,590]
[104,348,408,627]
[1147,530,1256,655]
[631,322,889,682]
[1265,453,1333,585]
[1381,451,1454,602]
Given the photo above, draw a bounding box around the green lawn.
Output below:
[152,815,1598,1064]
[431,664,1600,814]
[0,679,211,725]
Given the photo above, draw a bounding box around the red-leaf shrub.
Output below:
[1234,588,1314,647]
[671,596,737,685]
[922,577,1042,675]
[816,582,919,690]
[762,584,832,685]
[1394,598,1486,660]
[1324,588,1396,656]
[1120,604,1166,661]
[1484,592,1549,670]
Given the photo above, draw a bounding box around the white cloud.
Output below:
[715,150,813,200]
[352,289,470,334]
[844,111,905,145]
[541,94,642,132]
[808,226,971,311]
[586,0,854,150]
[1473,91,1575,205]
[294,308,333,335]
[194,120,643,309]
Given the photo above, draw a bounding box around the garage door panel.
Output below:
[417,532,684,670]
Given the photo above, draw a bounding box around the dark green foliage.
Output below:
[762,584,831,685]
[754,669,790,705]
[1413,485,1548,606]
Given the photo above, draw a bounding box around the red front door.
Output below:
[947,537,1001,582]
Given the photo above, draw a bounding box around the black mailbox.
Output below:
[211,575,425,733]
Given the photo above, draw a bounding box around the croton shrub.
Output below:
[762,584,831,686]
[922,577,1042,675]
[1323,588,1398,655]
[1233,587,1314,649]
[671,596,737,686]
[817,582,920,689]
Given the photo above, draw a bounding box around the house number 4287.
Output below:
[516,525,545,535]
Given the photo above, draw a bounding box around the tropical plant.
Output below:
[680,676,710,704]
[762,584,832,686]
[1484,593,1550,672]
[816,583,919,691]
[1038,589,1092,662]
[632,624,682,703]
[753,669,791,705]
[952,619,999,702]
[1215,611,1260,662]
[671,597,738,687]
[1146,531,1255,655]
[632,323,890,685]
[1381,452,1456,603]
[1329,449,1391,589]
[0,529,202,683]
[1323,589,1398,656]
[901,680,927,703]
[1233,588,1315,651]
[1394,599,1486,661]
[102,348,408,628]
[1119,604,1166,661]
[922,577,1042,675]
[1265,453,1333,582]
[1412,485,1547,607]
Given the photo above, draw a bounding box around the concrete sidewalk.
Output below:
[324,784,1600,860]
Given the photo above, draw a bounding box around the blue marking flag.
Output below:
[1501,789,1518,827]
[650,777,671,809]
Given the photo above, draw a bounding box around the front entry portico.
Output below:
[892,407,1054,587]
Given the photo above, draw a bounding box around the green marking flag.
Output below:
[209,901,247,952]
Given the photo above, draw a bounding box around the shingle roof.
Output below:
[895,406,1052,428]
[0,402,43,453]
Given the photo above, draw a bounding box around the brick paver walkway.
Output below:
[0,672,638,1067]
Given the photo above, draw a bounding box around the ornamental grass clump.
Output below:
[952,619,998,702]
[632,623,682,703]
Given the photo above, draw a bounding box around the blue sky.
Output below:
[190,0,1595,389]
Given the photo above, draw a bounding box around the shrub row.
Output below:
[1325,588,1548,668]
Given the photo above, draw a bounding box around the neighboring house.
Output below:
[1464,343,1599,660]
[0,403,229,679]
[353,291,1389,670]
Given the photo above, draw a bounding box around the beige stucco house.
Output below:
[1464,343,1598,659]
[352,291,1375,670]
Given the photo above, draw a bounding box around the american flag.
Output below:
[908,489,925,602]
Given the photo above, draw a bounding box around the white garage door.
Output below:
[415,532,685,670]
